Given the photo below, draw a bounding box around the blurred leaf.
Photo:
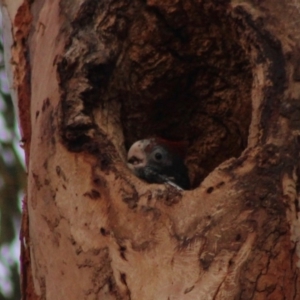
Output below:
[0,16,24,300]
[1,93,15,129]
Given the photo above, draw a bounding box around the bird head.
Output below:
[127,138,190,189]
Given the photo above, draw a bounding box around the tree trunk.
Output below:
[2,0,300,299]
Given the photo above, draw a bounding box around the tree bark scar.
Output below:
[119,272,132,299]
[232,6,286,144]
[83,189,101,200]
[57,0,123,155]
[13,1,33,166]
[15,1,45,297]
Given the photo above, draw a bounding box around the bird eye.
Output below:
[154,152,163,161]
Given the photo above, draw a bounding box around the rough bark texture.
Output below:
[2,0,300,299]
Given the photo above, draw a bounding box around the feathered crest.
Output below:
[145,137,188,159]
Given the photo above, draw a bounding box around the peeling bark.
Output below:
[2,0,300,299]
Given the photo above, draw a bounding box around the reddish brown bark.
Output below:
[2,0,300,299]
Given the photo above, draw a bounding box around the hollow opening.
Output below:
[59,1,253,189]
[117,4,253,188]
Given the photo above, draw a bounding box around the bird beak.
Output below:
[127,140,149,169]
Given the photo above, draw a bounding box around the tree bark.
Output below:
[2,0,300,299]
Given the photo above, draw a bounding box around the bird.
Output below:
[127,138,190,190]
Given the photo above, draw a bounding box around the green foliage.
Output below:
[0,25,25,300]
